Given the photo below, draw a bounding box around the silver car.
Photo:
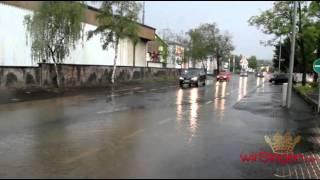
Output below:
[240,71,248,77]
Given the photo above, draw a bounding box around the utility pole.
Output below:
[233,55,235,73]
[286,1,298,109]
[278,36,282,73]
[142,1,145,24]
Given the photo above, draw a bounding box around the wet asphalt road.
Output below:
[0,74,319,178]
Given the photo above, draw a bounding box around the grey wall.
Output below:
[0,66,39,89]
[0,64,180,89]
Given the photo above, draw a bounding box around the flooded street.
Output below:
[0,75,319,178]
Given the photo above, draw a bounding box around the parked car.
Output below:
[217,71,232,81]
[240,71,248,77]
[269,73,297,84]
[255,71,264,78]
[179,68,206,87]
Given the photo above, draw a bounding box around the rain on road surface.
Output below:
[0,74,314,178]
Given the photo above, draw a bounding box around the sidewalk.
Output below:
[235,83,320,179]
[293,85,319,112]
[0,80,178,105]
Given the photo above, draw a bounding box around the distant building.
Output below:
[146,34,168,68]
[166,41,185,69]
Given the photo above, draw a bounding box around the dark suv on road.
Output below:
[269,73,297,85]
[179,68,206,87]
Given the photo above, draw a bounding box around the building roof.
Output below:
[87,5,156,31]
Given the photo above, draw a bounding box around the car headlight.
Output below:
[223,76,227,78]
[191,77,198,81]
[179,77,184,80]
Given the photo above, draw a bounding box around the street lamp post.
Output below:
[233,55,235,73]
[286,1,298,109]
[278,36,282,73]
[142,1,145,24]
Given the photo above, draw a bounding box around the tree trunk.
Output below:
[201,59,207,73]
[53,60,61,88]
[314,73,318,83]
[48,46,60,88]
[300,39,307,86]
[133,42,136,67]
[216,55,220,75]
[298,2,307,86]
[111,38,119,84]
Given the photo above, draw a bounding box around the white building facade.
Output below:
[0,2,154,67]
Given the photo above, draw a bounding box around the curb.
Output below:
[293,86,318,112]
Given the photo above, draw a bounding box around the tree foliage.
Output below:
[87,1,141,84]
[187,23,234,73]
[24,1,85,87]
[248,1,319,86]
[248,56,258,70]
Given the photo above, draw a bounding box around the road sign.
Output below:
[313,58,320,113]
[313,58,320,73]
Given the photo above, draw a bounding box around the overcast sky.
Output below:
[143,1,275,60]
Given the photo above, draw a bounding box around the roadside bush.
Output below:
[296,84,316,95]
[309,82,318,88]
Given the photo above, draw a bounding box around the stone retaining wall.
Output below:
[0,63,181,89]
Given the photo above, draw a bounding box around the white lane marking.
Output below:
[64,148,100,164]
[123,129,144,140]
[110,94,120,97]
[205,101,213,105]
[300,165,305,179]
[96,110,108,114]
[158,118,173,125]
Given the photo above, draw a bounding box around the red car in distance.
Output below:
[216,70,232,82]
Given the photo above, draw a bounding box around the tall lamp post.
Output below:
[286,1,298,109]
[142,1,145,24]
[278,36,282,73]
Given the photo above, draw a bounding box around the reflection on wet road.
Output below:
[0,74,305,178]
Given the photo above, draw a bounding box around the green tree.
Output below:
[308,1,320,82]
[248,1,313,86]
[248,56,258,70]
[229,55,241,73]
[87,1,141,84]
[214,32,234,73]
[187,23,234,74]
[24,1,85,88]
[128,32,140,67]
[188,28,208,68]
[198,23,220,73]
